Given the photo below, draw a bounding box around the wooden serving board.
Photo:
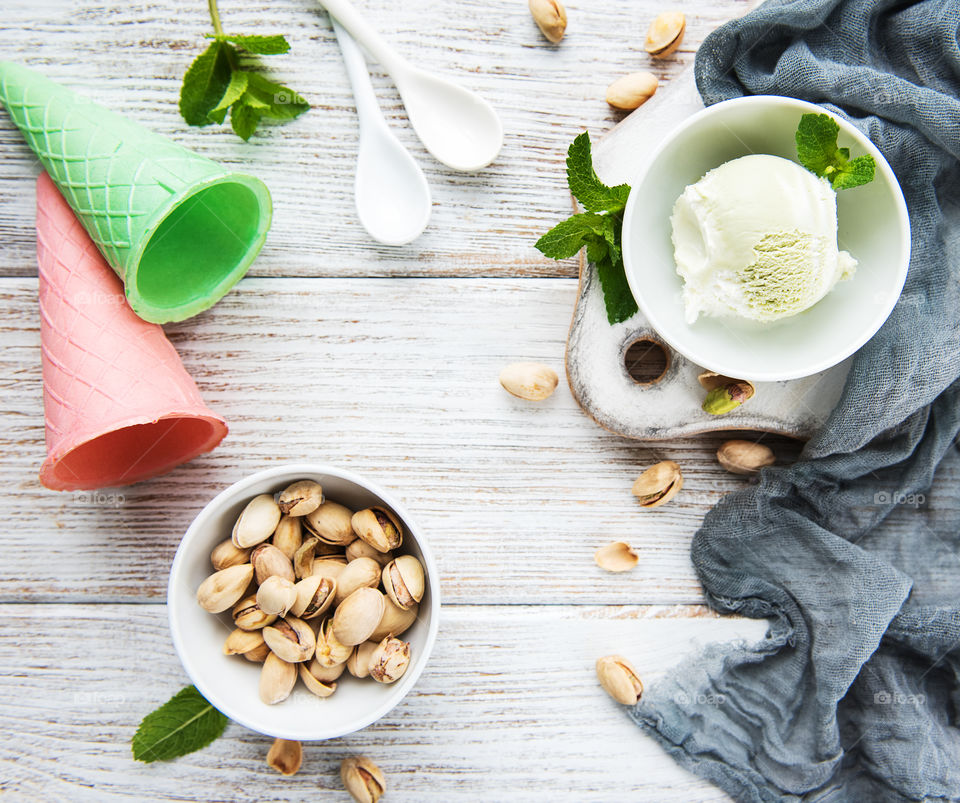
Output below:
[565,66,851,440]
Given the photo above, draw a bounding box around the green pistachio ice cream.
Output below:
[671,154,857,323]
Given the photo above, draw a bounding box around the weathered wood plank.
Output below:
[0,276,803,603]
[0,0,749,278]
[0,603,765,801]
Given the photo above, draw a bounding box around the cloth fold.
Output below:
[631,1,960,800]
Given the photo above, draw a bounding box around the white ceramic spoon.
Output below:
[321,0,503,172]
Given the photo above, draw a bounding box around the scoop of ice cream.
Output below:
[670,154,857,323]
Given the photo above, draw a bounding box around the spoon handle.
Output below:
[318,0,405,75]
[331,20,382,128]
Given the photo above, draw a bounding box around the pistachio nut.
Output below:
[314,618,354,667]
[594,541,639,573]
[368,636,411,683]
[210,538,251,571]
[333,587,386,646]
[232,594,279,631]
[266,737,302,776]
[644,11,685,57]
[298,663,337,698]
[341,756,386,803]
[606,71,658,110]
[263,616,316,663]
[596,654,643,705]
[499,361,559,401]
[293,536,320,580]
[272,515,303,560]
[196,564,254,613]
[304,501,357,546]
[370,599,418,643]
[334,557,382,606]
[347,640,380,679]
[223,628,266,659]
[277,479,324,517]
[381,555,425,610]
[312,556,348,579]
[243,641,272,663]
[257,575,298,617]
[260,652,297,705]
[703,380,755,415]
[346,539,394,567]
[232,493,281,549]
[717,440,776,475]
[528,0,566,43]
[351,507,403,553]
[631,460,683,508]
[251,543,295,585]
[290,575,337,619]
[307,657,346,682]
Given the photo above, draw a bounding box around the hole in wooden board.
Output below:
[624,338,670,385]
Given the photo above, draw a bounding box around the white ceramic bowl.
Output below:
[621,95,910,381]
[168,464,440,741]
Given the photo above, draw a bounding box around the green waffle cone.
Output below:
[0,61,272,323]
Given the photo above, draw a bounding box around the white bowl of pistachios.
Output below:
[168,464,440,741]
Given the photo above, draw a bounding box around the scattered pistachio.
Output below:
[631,460,683,508]
[210,538,250,571]
[644,11,685,57]
[369,599,418,643]
[305,501,357,546]
[381,555,425,610]
[334,557,383,606]
[717,439,776,475]
[594,541,639,572]
[293,536,321,580]
[698,371,756,415]
[232,493,282,549]
[257,575,299,617]
[251,543,295,585]
[341,756,386,803]
[298,663,337,698]
[233,594,278,631]
[499,362,559,401]
[333,588,386,646]
[596,654,644,705]
[196,564,254,613]
[606,71,658,110]
[346,540,394,567]
[368,636,411,683]
[291,574,337,619]
[260,652,297,705]
[352,507,403,553]
[272,515,303,560]
[263,616,316,663]
[266,737,302,776]
[347,640,380,679]
[223,628,266,659]
[277,479,324,517]
[528,0,567,43]
[307,657,346,683]
[314,617,354,668]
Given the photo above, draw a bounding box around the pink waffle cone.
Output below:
[36,172,228,491]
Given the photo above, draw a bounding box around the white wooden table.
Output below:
[0,1,782,799]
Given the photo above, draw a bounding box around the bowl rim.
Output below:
[621,94,911,382]
[167,462,441,740]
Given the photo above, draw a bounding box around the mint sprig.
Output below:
[536,133,638,324]
[796,113,875,190]
[178,0,308,140]
[132,685,228,762]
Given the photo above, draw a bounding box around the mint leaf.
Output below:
[535,212,608,260]
[230,101,262,141]
[223,34,291,55]
[179,41,233,126]
[566,133,630,213]
[132,686,227,763]
[795,112,876,191]
[245,73,309,119]
[595,252,639,323]
[209,70,249,117]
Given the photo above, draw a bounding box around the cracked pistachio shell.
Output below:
[644,11,685,57]
[594,541,639,573]
[717,440,775,475]
[267,737,303,776]
[606,71,658,110]
[529,0,567,43]
[272,515,303,560]
[333,588,386,646]
[298,663,337,698]
[314,618,354,668]
[223,628,266,658]
[210,539,250,571]
[596,654,644,705]
[243,641,271,663]
[233,594,278,631]
[631,460,683,508]
[257,575,298,617]
[368,636,411,684]
[263,616,316,663]
[277,480,324,517]
[370,599,418,643]
[341,756,385,803]
[346,540,394,566]
[260,652,297,705]
[499,361,559,401]
[251,543,295,585]
[232,494,282,549]
[698,371,756,415]
[291,575,336,619]
[312,556,348,579]
[381,555,425,610]
[305,501,357,546]
[347,640,380,679]
[351,508,403,553]
[307,657,346,683]
[334,558,382,606]
[293,536,320,580]
[196,564,254,613]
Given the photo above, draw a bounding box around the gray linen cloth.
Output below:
[630,1,960,800]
